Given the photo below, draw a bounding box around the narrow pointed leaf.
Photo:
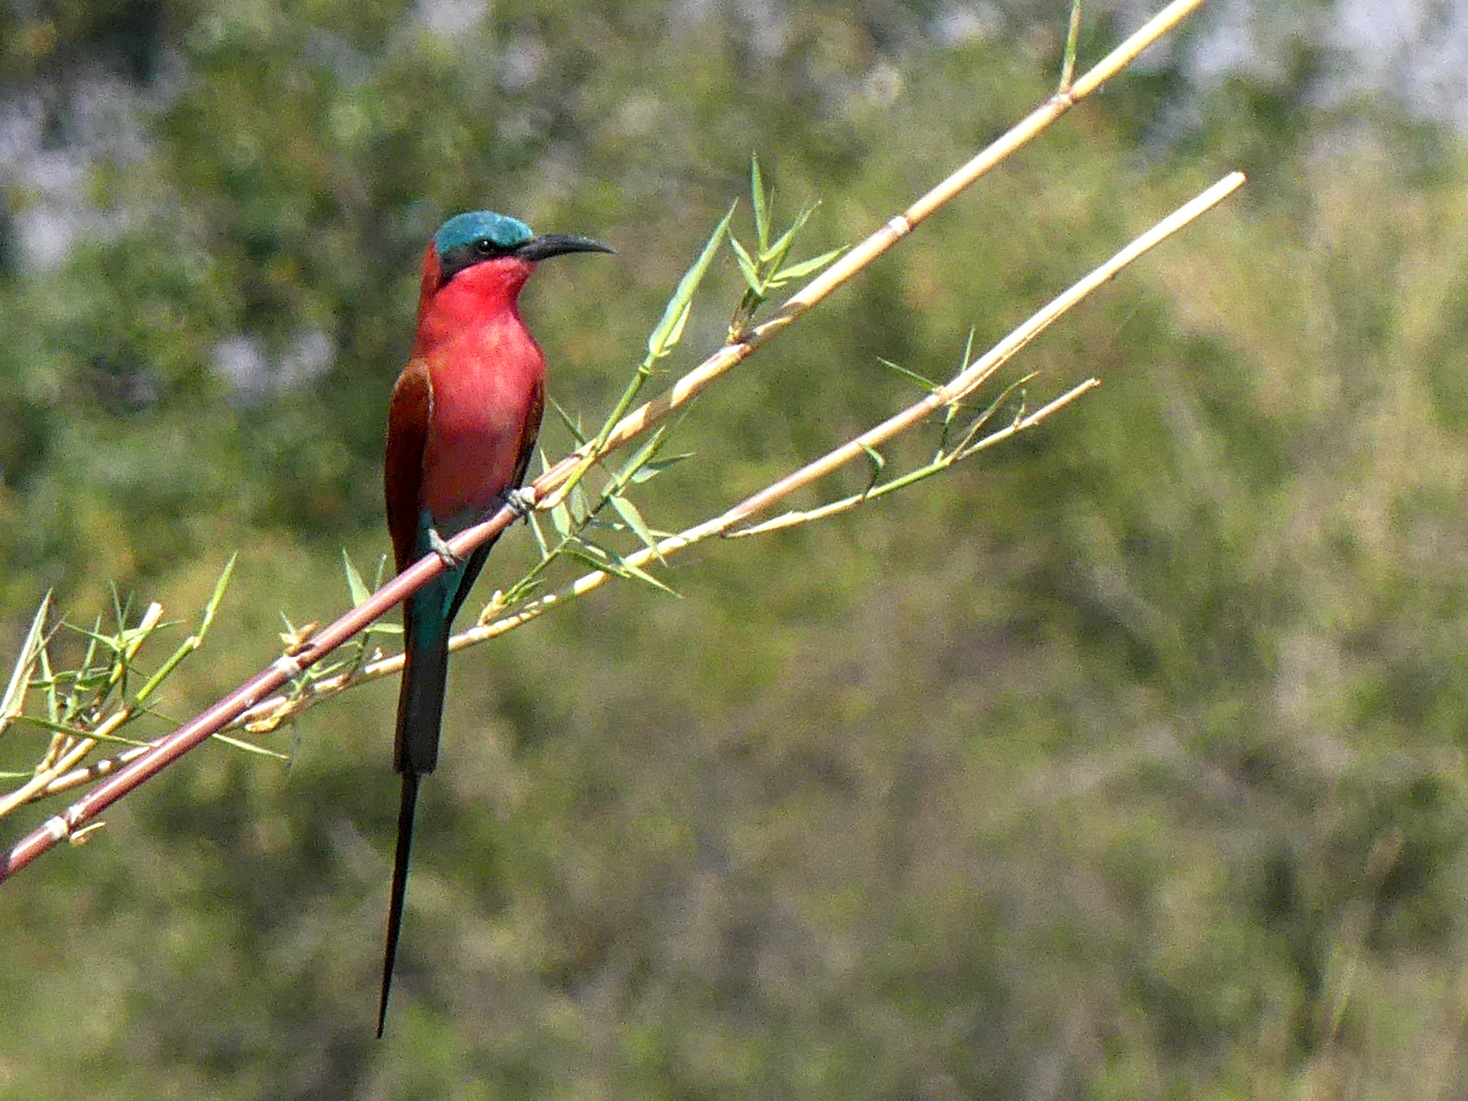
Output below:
[729,237,762,291]
[648,205,734,359]
[774,246,847,283]
[608,494,660,553]
[549,398,589,444]
[200,555,237,633]
[570,483,593,526]
[10,713,152,746]
[611,427,669,490]
[549,498,573,538]
[751,155,769,251]
[211,733,290,760]
[1,592,51,734]
[606,550,679,595]
[877,357,939,392]
[629,452,695,484]
[764,202,817,263]
[342,550,371,607]
[860,442,886,496]
[526,509,551,557]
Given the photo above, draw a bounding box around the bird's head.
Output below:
[420,210,614,308]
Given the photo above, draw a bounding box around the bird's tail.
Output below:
[378,769,419,1038]
[395,621,450,775]
[379,620,450,1036]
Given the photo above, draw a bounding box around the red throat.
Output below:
[414,244,536,354]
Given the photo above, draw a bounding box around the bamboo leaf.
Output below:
[629,453,694,484]
[859,442,885,496]
[603,547,679,595]
[772,245,846,284]
[200,555,236,634]
[611,427,669,490]
[570,483,593,526]
[565,542,678,596]
[549,397,588,444]
[549,497,573,538]
[211,733,290,760]
[751,154,769,251]
[608,494,660,553]
[729,236,762,292]
[877,357,939,392]
[763,201,818,264]
[647,205,734,360]
[1,592,51,736]
[526,508,551,557]
[9,713,151,746]
[342,550,371,607]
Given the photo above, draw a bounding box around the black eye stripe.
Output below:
[438,237,521,283]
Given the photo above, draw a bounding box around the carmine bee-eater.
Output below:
[379,210,613,1036]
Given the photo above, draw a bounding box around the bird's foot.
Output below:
[500,487,536,522]
[427,529,463,568]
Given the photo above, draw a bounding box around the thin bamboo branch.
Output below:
[0,0,1217,882]
[31,167,1241,792]
[533,0,1214,488]
[466,173,1244,641]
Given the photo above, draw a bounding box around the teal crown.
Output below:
[434,211,534,257]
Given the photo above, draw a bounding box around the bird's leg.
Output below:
[426,528,463,568]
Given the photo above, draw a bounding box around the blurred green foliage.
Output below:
[4,1,1468,1098]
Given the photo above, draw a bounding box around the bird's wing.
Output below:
[511,377,545,490]
[384,359,433,574]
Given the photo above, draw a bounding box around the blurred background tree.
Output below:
[5,0,1468,1098]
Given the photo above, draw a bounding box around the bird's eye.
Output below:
[473,238,496,256]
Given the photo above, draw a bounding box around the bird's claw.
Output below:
[427,529,463,568]
[501,487,535,522]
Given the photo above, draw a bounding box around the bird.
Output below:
[378,210,613,1036]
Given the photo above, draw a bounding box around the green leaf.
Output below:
[342,550,371,607]
[877,357,938,392]
[526,508,551,558]
[611,426,669,490]
[549,397,588,444]
[729,236,762,292]
[9,712,152,746]
[608,494,660,553]
[1,592,51,735]
[773,245,846,284]
[570,483,593,526]
[211,733,290,760]
[564,541,679,596]
[629,453,694,484]
[751,154,769,251]
[603,545,679,595]
[860,442,886,496]
[647,204,734,360]
[65,621,174,654]
[67,614,102,718]
[549,497,573,538]
[763,201,818,264]
[200,554,237,634]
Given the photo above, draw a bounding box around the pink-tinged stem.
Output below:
[0,505,518,883]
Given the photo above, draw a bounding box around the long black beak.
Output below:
[515,233,616,261]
